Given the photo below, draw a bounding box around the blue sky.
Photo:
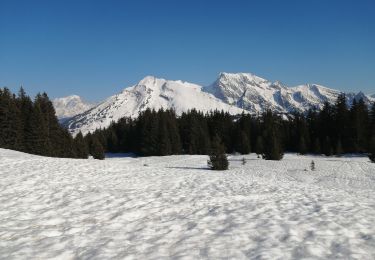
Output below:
[1,0,374,101]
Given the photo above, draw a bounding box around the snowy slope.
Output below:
[64,76,244,135]
[205,72,375,113]
[1,148,375,259]
[53,95,95,120]
[62,73,374,135]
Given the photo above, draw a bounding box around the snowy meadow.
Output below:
[0,148,375,259]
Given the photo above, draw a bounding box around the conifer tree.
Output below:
[298,136,307,155]
[106,129,119,153]
[166,110,182,154]
[158,111,172,155]
[139,109,159,156]
[27,102,48,155]
[208,135,228,170]
[90,135,105,160]
[336,139,343,156]
[313,138,321,154]
[0,88,22,149]
[74,132,89,159]
[255,136,264,157]
[16,87,34,152]
[370,103,375,130]
[322,136,333,156]
[262,131,283,160]
[262,110,283,160]
[334,94,350,152]
[349,98,369,153]
[369,136,375,163]
[234,130,251,154]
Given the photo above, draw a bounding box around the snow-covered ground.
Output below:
[0,149,374,259]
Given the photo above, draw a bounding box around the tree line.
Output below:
[0,87,89,158]
[1,87,375,162]
[86,94,375,162]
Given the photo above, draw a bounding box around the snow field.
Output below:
[0,149,374,259]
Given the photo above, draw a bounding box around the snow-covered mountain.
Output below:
[53,95,95,121]
[204,72,374,113]
[64,76,245,135]
[62,73,375,135]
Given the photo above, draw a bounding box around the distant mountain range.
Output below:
[54,73,375,135]
[53,95,95,122]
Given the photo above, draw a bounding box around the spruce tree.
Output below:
[336,139,343,156]
[370,103,375,130]
[234,130,251,154]
[262,110,283,160]
[90,135,105,160]
[16,87,34,152]
[139,109,159,156]
[158,111,172,156]
[349,98,369,153]
[208,135,228,170]
[313,138,321,154]
[0,88,22,149]
[74,132,89,159]
[255,136,264,157]
[334,94,350,152]
[166,110,182,154]
[369,136,375,163]
[27,102,49,155]
[322,136,333,156]
[298,136,307,155]
[106,129,119,153]
[262,131,283,160]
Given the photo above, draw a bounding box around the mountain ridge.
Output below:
[63,76,245,135]
[53,95,95,121]
[56,73,375,135]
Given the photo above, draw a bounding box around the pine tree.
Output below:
[16,87,34,152]
[90,135,105,160]
[322,136,333,156]
[208,135,228,170]
[74,132,89,159]
[0,88,22,149]
[334,94,350,152]
[234,130,251,154]
[262,110,283,160]
[370,103,375,130]
[255,136,264,157]
[349,98,369,153]
[158,111,172,156]
[262,131,283,160]
[313,138,321,154]
[106,129,119,153]
[369,136,375,163]
[336,139,343,156]
[166,110,182,154]
[27,101,49,155]
[139,109,159,156]
[298,136,307,155]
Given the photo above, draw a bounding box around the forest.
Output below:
[86,93,375,161]
[1,87,375,162]
[0,88,88,159]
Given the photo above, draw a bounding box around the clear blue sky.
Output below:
[1,0,374,101]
